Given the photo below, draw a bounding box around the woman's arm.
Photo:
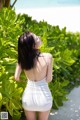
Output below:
[46,54,53,82]
[14,63,22,81]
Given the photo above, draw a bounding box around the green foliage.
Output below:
[0,8,25,119]
[0,8,80,119]
[49,80,69,109]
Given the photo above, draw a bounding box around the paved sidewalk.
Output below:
[49,87,80,120]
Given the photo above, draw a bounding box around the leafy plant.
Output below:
[0,8,25,119]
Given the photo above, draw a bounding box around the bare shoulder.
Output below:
[41,53,52,59]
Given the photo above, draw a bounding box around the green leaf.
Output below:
[61,80,69,87]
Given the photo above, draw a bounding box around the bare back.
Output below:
[24,53,53,82]
[14,53,53,83]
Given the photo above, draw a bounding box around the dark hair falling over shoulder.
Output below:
[18,31,40,70]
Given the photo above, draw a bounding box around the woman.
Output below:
[14,31,53,120]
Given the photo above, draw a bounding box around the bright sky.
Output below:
[11,0,80,8]
[11,0,80,32]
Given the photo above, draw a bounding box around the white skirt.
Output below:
[22,77,53,111]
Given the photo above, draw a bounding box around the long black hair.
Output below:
[18,31,40,70]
